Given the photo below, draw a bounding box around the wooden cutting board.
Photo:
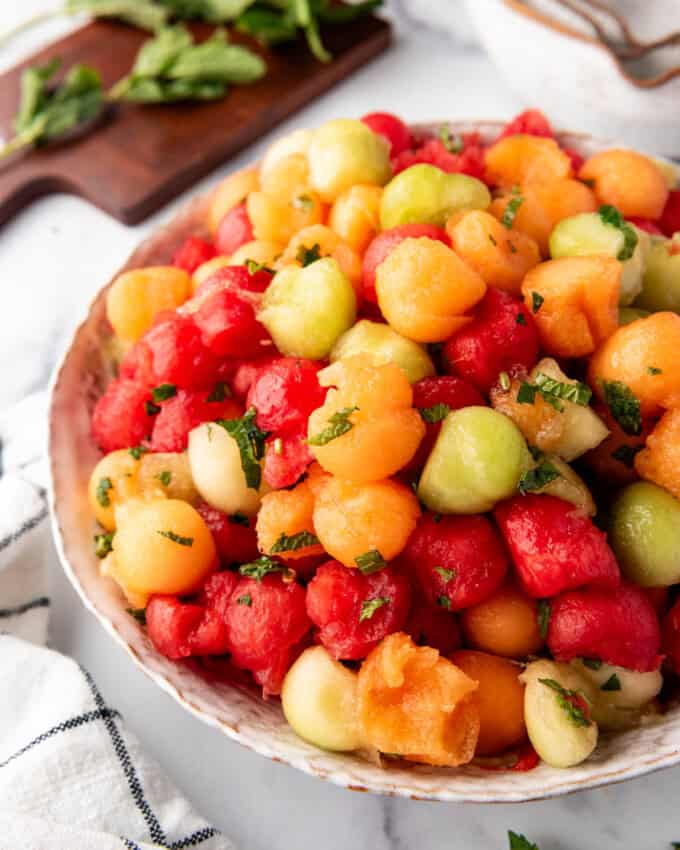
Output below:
[0,15,390,226]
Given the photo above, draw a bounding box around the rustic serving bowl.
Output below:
[48,121,680,802]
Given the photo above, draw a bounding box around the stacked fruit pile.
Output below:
[87,109,680,771]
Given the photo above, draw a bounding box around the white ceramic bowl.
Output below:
[464,0,680,156]
[48,121,680,802]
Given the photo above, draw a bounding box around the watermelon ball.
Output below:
[194,286,271,358]
[194,264,273,300]
[547,582,662,672]
[224,573,311,696]
[391,135,486,182]
[361,223,449,304]
[498,109,554,140]
[262,434,314,490]
[443,287,540,396]
[405,594,461,655]
[306,560,412,660]
[150,389,241,453]
[494,494,620,599]
[215,201,254,256]
[146,572,239,659]
[406,375,485,473]
[91,378,156,453]
[172,236,216,275]
[247,357,326,437]
[121,313,221,390]
[659,189,680,238]
[361,112,412,157]
[229,353,280,402]
[196,502,259,566]
[401,513,508,612]
[662,598,680,675]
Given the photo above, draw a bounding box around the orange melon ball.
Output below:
[259,152,310,200]
[635,409,680,500]
[375,237,486,342]
[579,149,669,219]
[311,475,420,568]
[106,499,216,606]
[209,167,259,235]
[460,584,544,659]
[357,633,479,766]
[588,312,680,418]
[329,184,383,254]
[451,650,527,756]
[307,355,425,483]
[485,135,572,188]
[278,224,362,294]
[490,180,598,256]
[446,209,540,295]
[256,479,324,561]
[247,189,325,247]
[106,266,191,343]
[88,449,141,531]
[521,256,620,358]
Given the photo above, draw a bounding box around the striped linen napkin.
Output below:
[0,392,231,850]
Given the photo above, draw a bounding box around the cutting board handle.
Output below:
[0,158,73,226]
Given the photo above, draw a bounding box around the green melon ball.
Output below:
[380,164,490,230]
[330,319,435,383]
[609,481,680,587]
[418,406,531,514]
[308,118,392,203]
[258,258,356,359]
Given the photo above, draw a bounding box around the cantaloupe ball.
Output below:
[461,583,544,659]
[228,240,284,269]
[451,650,527,756]
[137,452,199,505]
[376,237,486,343]
[329,184,383,253]
[307,355,425,483]
[311,474,420,568]
[485,135,572,188]
[88,449,141,531]
[282,646,362,752]
[209,167,259,235]
[579,148,669,219]
[446,209,541,295]
[635,409,680,501]
[521,256,620,358]
[489,179,597,257]
[261,128,313,180]
[357,633,479,766]
[588,312,680,418]
[106,267,191,343]
[256,479,323,560]
[247,189,325,246]
[106,498,216,605]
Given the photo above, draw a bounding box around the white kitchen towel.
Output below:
[0,392,231,850]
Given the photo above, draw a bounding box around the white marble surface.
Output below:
[2,2,680,847]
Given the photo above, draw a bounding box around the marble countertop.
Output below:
[2,2,679,847]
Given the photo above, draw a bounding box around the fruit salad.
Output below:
[88,108,680,772]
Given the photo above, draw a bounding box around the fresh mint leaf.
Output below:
[418,403,450,424]
[157,470,172,486]
[611,444,642,468]
[129,445,149,460]
[531,291,544,313]
[599,204,638,261]
[296,242,322,266]
[539,678,592,727]
[438,124,463,153]
[437,595,452,610]
[96,477,113,508]
[434,566,456,582]
[537,599,550,640]
[157,529,193,546]
[126,607,147,624]
[237,593,252,606]
[508,832,539,850]
[217,407,268,490]
[229,512,250,527]
[308,406,358,446]
[239,555,291,581]
[94,531,114,558]
[207,381,231,402]
[581,657,602,670]
[66,0,169,32]
[601,673,621,692]
[601,379,642,435]
[359,596,390,623]
[501,194,524,229]
[355,549,386,575]
[270,530,319,553]
[518,460,561,495]
[151,382,177,402]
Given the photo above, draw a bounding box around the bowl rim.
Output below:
[499,0,680,89]
[47,119,680,803]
